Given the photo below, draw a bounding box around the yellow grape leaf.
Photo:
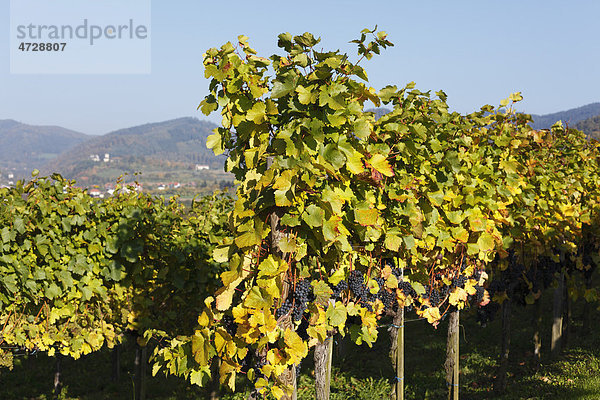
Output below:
[422,307,441,324]
[197,311,210,327]
[215,284,237,311]
[221,271,243,287]
[385,273,398,289]
[284,329,308,365]
[346,150,365,174]
[384,234,402,251]
[381,265,392,279]
[448,287,468,309]
[450,226,469,243]
[257,255,286,278]
[345,301,360,316]
[328,268,346,286]
[355,208,379,226]
[212,246,230,263]
[464,279,477,295]
[271,386,285,400]
[307,324,328,344]
[326,301,347,328]
[273,170,294,191]
[244,286,270,309]
[477,232,495,253]
[267,348,285,367]
[478,271,488,286]
[368,154,394,177]
[219,360,237,389]
[191,332,209,365]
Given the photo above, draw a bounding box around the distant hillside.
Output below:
[575,115,600,140]
[530,103,600,130]
[43,117,226,183]
[0,119,89,178]
[368,108,391,120]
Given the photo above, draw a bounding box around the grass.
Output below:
[1,292,599,399]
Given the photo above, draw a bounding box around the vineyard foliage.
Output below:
[0,173,232,369]
[153,30,600,399]
[0,29,599,400]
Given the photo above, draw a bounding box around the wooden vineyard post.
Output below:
[326,335,333,395]
[583,270,593,334]
[396,305,404,400]
[315,297,335,400]
[112,345,121,382]
[210,358,221,400]
[453,312,459,400]
[551,269,564,358]
[53,354,62,397]
[445,310,460,400]
[134,341,147,400]
[532,298,542,366]
[495,299,511,393]
[315,335,333,400]
[266,156,297,400]
[563,281,571,350]
[390,265,404,400]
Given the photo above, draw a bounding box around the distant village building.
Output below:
[195,164,210,171]
[89,189,102,198]
[7,173,14,179]
[90,154,100,162]
[103,153,110,163]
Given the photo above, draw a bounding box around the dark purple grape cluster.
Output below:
[222,314,237,336]
[428,288,442,307]
[292,279,313,322]
[452,275,467,288]
[276,298,293,319]
[348,270,369,301]
[332,279,348,299]
[476,302,500,327]
[475,285,485,304]
[398,280,417,298]
[379,289,396,312]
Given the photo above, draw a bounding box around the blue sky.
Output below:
[1,1,599,135]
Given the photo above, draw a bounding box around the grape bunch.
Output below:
[348,270,368,300]
[452,275,467,288]
[331,279,348,299]
[475,285,485,304]
[398,280,417,298]
[240,351,267,379]
[292,279,313,322]
[428,288,442,307]
[348,270,376,310]
[222,314,237,336]
[275,298,293,319]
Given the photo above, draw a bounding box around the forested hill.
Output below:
[530,102,600,130]
[575,115,600,140]
[0,119,89,177]
[43,117,225,179]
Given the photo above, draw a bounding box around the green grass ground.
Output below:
[1,293,598,400]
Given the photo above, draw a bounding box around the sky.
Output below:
[1,1,599,135]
